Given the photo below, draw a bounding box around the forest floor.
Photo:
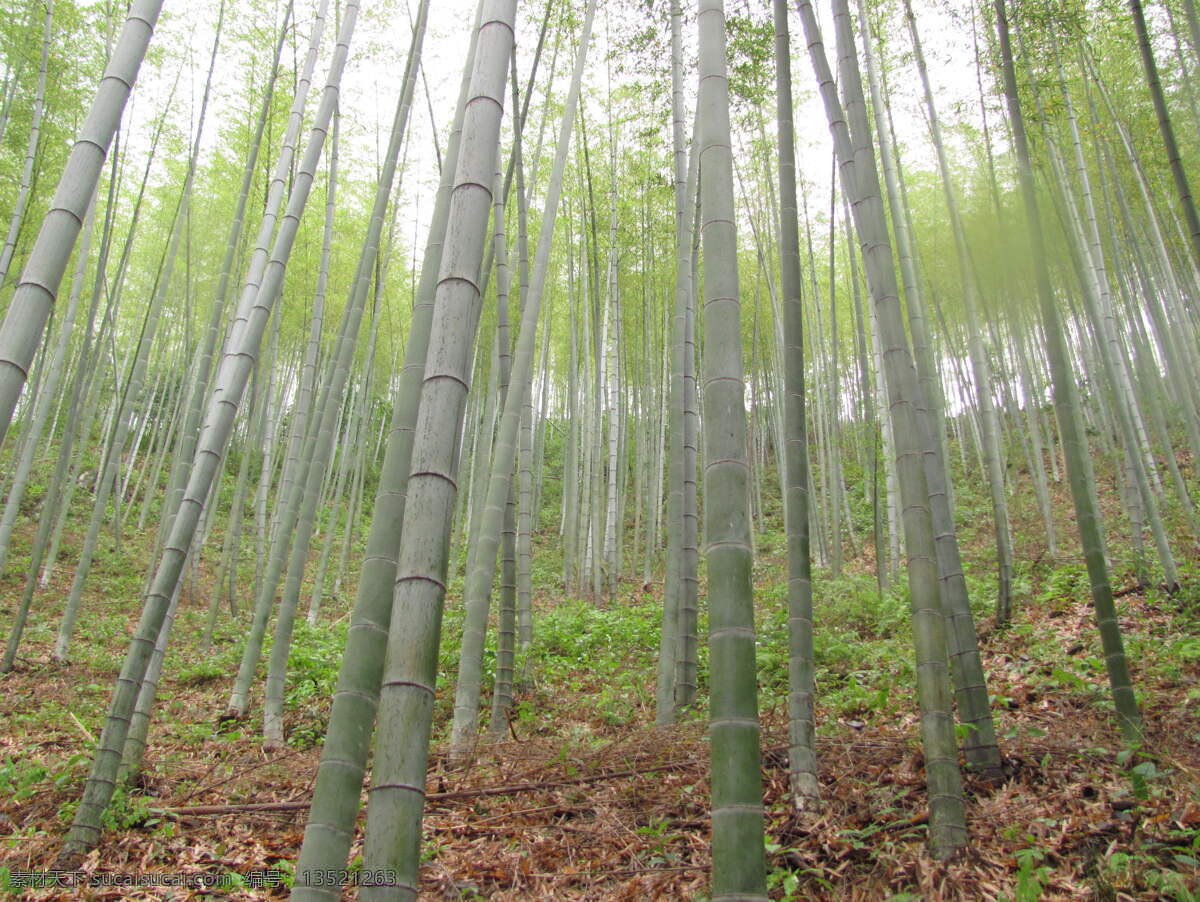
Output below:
[2,468,1200,899]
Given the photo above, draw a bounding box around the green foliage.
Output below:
[533,598,659,678]
[762,840,815,900]
[1039,563,1088,607]
[725,11,774,109]
[175,639,242,686]
[531,599,660,725]
[635,817,684,868]
[755,569,912,721]
[1096,846,1200,901]
[999,847,1052,902]
[280,619,349,749]
[0,755,48,802]
[435,595,666,733]
[56,782,153,832]
[0,749,89,814]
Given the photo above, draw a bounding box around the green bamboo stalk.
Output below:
[698,1,768,895]
[772,0,818,813]
[993,0,1142,743]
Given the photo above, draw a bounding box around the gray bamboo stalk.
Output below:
[507,49,534,700]
[562,226,580,588]
[648,323,668,580]
[2,370,91,669]
[359,3,515,894]
[799,187,829,568]
[902,0,1013,624]
[119,577,182,785]
[288,1,471,893]
[1129,0,1200,270]
[261,60,418,741]
[871,40,955,507]
[458,343,496,580]
[314,381,372,625]
[0,0,161,451]
[453,13,548,599]
[242,25,418,739]
[334,391,370,595]
[58,1,359,862]
[1012,318,1057,554]
[307,427,350,620]
[447,0,594,764]
[40,296,111,588]
[186,3,292,433]
[825,209,844,576]
[0,190,94,575]
[0,0,52,287]
[1044,39,1179,588]
[55,0,223,662]
[307,142,367,628]
[631,244,649,586]
[276,126,336,549]
[529,285,552,529]
[602,115,621,599]
[489,479,518,733]
[55,183,189,661]
[859,0,999,774]
[252,325,285,604]
[1083,52,1200,440]
[1042,122,1179,588]
[0,17,30,155]
[870,296,902,581]
[486,160,518,736]
[202,372,261,651]
[124,369,173,530]
[1,161,108,670]
[149,0,301,589]
[801,0,968,858]
[656,0,689,725]
[515,309,539,670]
[675,109,702,714]
[257,175,392,750]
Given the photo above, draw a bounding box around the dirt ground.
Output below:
[2,574,1199,900]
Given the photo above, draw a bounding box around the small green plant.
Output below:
[955,722,979,743]
[765,862,801,899]
[635,817,682,867]
[1146,867,1199,902]
[1171,637,1200,662]
[1129,759,1166,802]
[274,858,295,889]
[1001,846,1051,902]
[765,840,830,898]
[82,784,156,831]
[282,619,349,748]
[1116,746,1170,802]
[0,756,49,802]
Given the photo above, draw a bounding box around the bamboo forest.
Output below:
[2,0,1200,897]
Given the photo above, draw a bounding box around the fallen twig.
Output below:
[530,863,710,880]
[153,731,1108,821]
[158,758,702,817]
[68,711,96,745]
